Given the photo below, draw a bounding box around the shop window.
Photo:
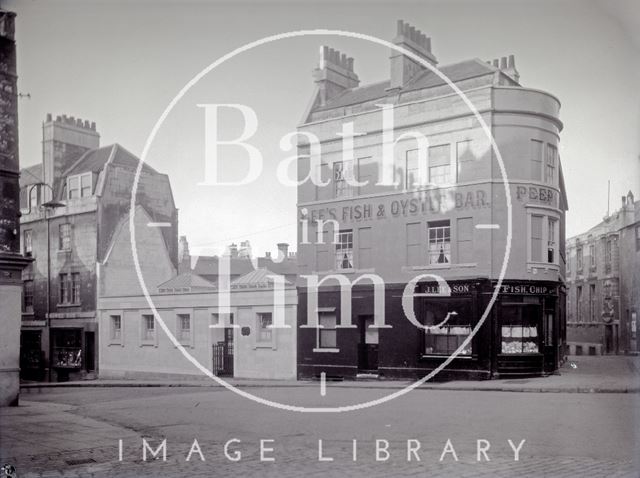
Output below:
[317,312,337,349]
[428,144,451,185]
[52,329,82,368]
[334,160,355,198]
[23,280,34,313]
[335,229,353,270]
[427,220,450,264]
[545,144,557,185]
[141,314,156,343]
[589,284,596,322]
[110,315,122,342]
[23,229,32,256]
[501,305,540,354]
[423,299,472,356]
[177,313,191,343]
[59,223,71,251]
[257,312,273,343]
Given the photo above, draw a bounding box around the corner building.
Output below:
[296,20,568,380]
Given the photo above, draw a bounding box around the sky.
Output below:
[4,0,639,257]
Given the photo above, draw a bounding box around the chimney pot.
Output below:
[84,120,90,128]
[91,121,96,130]
[76,118,83,127]
[508,54,515,68]
[500,57,508,69]
[46,113,52,122]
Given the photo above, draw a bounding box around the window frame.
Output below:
[59,273,69,304]
[109,314,123,345]
[256,312,274,345]
[315,312,338,351]
[427,220,451,265]
[67,172,92,200]
[23,229,33,255]
[333,160,355,199]
[58,223,72,251]
[23,279,34,313]
[140,313,157,346]
[545,144,557,185]
[335,229,354,271]
[422,298,473,356]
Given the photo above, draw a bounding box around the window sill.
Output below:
[139,342,157,347]
[313,348,340,353]
[421,354,474,360]
[108,341,124,347]
[253,343,276,350]
[405,263,451,271]
[56,303,81,308]
[57,249,72,254]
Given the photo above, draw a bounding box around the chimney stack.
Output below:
[488,54,520,83]
[388,20,437,90]
[312,45,359,107]
[277,243,289,258]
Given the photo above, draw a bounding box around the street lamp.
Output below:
[26,182,64,381]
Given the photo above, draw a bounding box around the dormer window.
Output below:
[67,172,92,199]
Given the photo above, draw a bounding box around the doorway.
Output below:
[357,315,378,372]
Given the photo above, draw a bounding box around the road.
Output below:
[2,385,639,477]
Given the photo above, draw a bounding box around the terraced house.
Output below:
[296,20,568,380]
[19,114,178,381]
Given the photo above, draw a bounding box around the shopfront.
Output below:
[50,326,97,382]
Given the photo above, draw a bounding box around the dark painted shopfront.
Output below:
[297,279,564,380]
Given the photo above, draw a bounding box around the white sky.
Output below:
[6,0,640,257]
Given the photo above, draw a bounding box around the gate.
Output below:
[212,342,234,376]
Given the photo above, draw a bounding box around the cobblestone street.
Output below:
[2,377,639,477]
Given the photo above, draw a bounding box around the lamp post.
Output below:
[26,182,64,381]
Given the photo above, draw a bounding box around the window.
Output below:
[257,312,273,343]
[23,229,32,255]
[335,229,353,270]
[456,140,474,183]
[545,144,557,184]
[317,312,337,349]
[59,223,71,251]
[177,314,191,342]
[70,272,80,304]
[501,305,540,354]
[29,185,39,210]
[67,172,92,199]
[110,315,122,341]
[405,149,425,188]
[59,273,68,303]
[530,215,543,262]
[357,157,375,195]
[636,226,640,252]
[427,221,450,264]
[358,227,372,269]
[547,218,557,263]
[424,299,472,355]
[406,222,421,265]
[589,284,596,322]
[605,238,612,273]
[589,243,596,269]
[334,160,354,198]
[456,217,473,264]
[577,247,583,271]
[530,140,543,181]
[23,280,34,313]
[428,144,451,185]
[567,251,571,274]
[142,314,155,341]
[576,286,583,322]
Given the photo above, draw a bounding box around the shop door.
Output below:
[357,315,378,372]
[543,311,556,372]
[20,330,44,381]
[213,327,234,376]
[604,324,619,354]
[84,332,95,372]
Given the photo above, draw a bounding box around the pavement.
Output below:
[19,355,640,394]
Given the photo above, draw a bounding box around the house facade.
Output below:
[18,114,178,381]
[566,191,639,355]
[296,20,568,380]
[98,220,297,380]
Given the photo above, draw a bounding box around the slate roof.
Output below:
[64,144,158,177]
[231,268,292,289]
[192,256,256,279]
[19,164,43,188]
[157,272,216,291]
[313,58,496,113]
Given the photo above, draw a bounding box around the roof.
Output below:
[157,272,216,291]
[313,58,496,113]
[256,256,297,277]
[231,268,292,289]
[19,164,43,188]
[64,143,158,177]
[192,255,256,278]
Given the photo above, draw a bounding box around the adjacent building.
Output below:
[98,226,297,380]
[566,191,639,355]
[296,20,568,380]
[0,9,31,405]
[18,115,178,381]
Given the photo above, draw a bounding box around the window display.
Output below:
[52,329,82,368]
[500,304,540,354]
[423,298,472,355]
